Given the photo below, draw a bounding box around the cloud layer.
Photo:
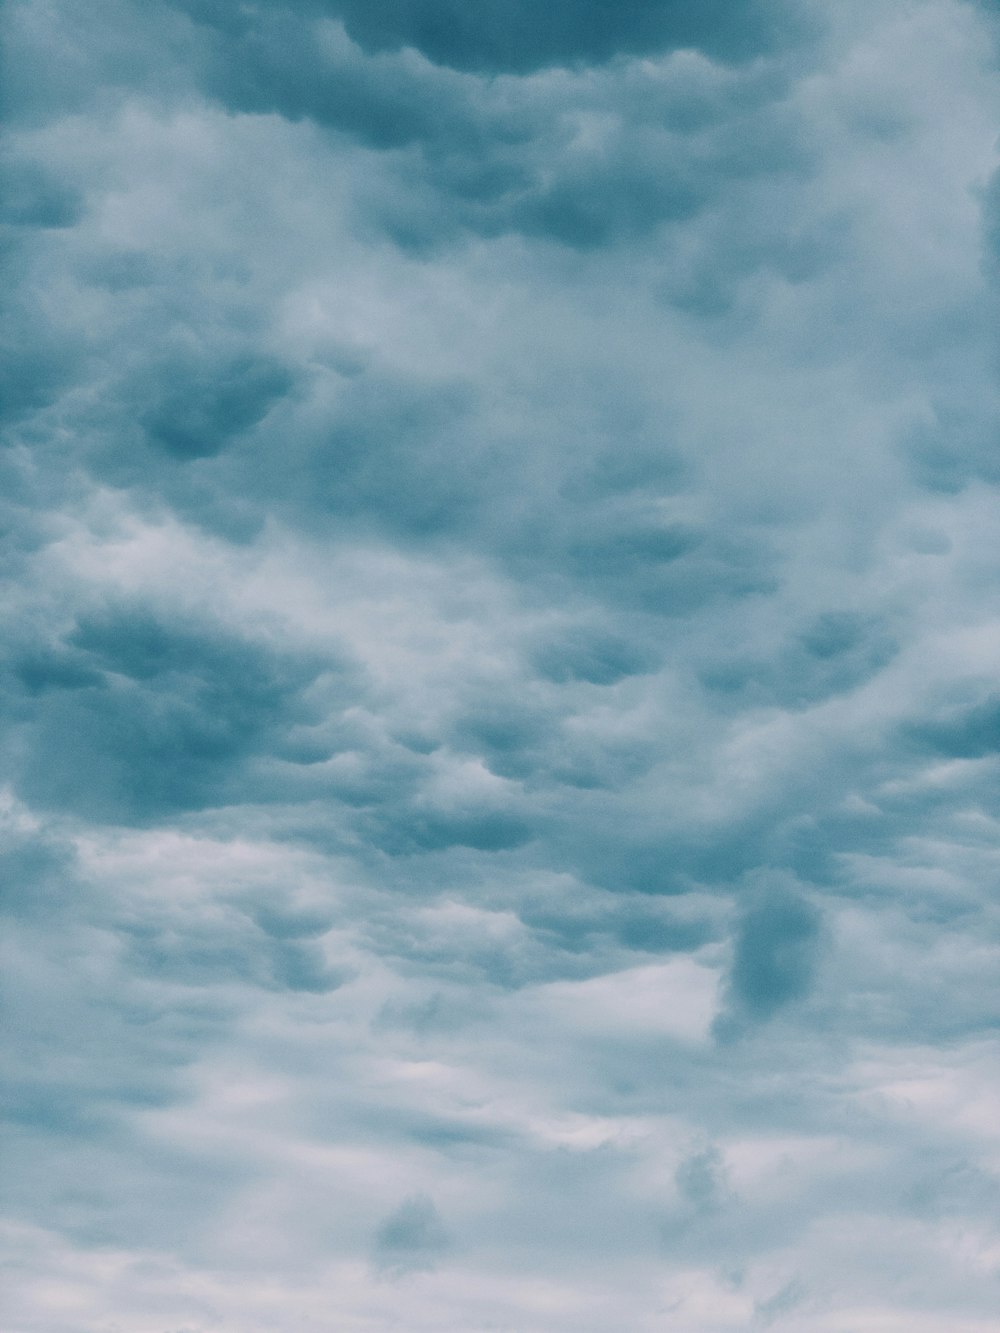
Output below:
[3,1,1000,1329]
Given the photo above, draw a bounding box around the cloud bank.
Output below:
[2,0,1000,1329]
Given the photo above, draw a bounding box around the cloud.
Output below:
[179,0,808,81]
[3,0,1000,1329]
[715,882,823,1038]
[3,602,337,822]
[675,1144,730,1212]
[373,1192,450,1275]
[139,353,294,461]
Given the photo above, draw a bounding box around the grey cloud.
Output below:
[0,155,83,229]
[119,5,819,258]
[139,354,294,461]
[699,609,899,709]
[0,816,78,921]
[178,0,809,79]
[3,605,342,822]
[715,883,823,1037]
[530,625,659,686]
[0,281,80,424]
[373,1192,450,1274]
[675,1145,729,1212]
[4,0,1000,1328]
[906,692,1000,759]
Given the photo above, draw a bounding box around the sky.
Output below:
[2,1,1000,1329]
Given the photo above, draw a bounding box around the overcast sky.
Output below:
[3,2,1000,1330]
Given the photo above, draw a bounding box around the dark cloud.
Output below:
[716,884,822,1036]
[335,0,807,72]
[674,1145,728,1211]
[0,283,80,424]
[530,625,658,686]
[0,157,83,229]
[906,693,1000,759]
[699,610,899,709]
[177,0,808,79]
[131,1,817,258]
[3,606,338,822]
[139,354,294,461]
[373,1192,450,1274]
[371,806,538,856]
[0,820,78,921]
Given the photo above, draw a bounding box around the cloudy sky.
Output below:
[3,1,1000,1329]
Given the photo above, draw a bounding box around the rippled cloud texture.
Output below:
[3,1,1000,1329]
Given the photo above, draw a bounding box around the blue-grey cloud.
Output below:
[3,0,1000,1329]
[2,604,338,822]
[373,1192,450,1274]
[715,883,823,1038]
[182,0,808,78]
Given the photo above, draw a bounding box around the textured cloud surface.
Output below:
[3,1,1000,1329]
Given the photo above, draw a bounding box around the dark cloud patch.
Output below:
[331,0,806,73]
[567,514,701,576]
[557,795,843,897]
[99,363,492,545]
[155,4,814,255]
[567,835,693,896]
[448,694,560,783]
[715,884,822,1037]
[13,649,104,695]
[139,354,294,461]
[191,8,478,151]
[611,905,714,953]
[372,806,538,856]
[0,157,83,229]
[248,901,336,940]
[172,0,809,87]
[905,692,1000,759]
[71,340,300,515]
[358,63,811,253]
[531,626,658,686]
[373,1192,449,1274]
[514,888,717,957]
[545,506,778,615]
[120,916,270,988]
[4,607,337,822]
[699,610,898,709]
[511,153,707,251]
[269,938,346,992]
[902,396,1000,492]
[272,371,481,537]
[675,1145,728,1211]
[0,821,78,921]
[0,280,81,424]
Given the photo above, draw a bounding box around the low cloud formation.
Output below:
[3,0,1000,1329]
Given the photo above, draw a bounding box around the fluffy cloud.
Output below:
[3,0,1000,1329]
